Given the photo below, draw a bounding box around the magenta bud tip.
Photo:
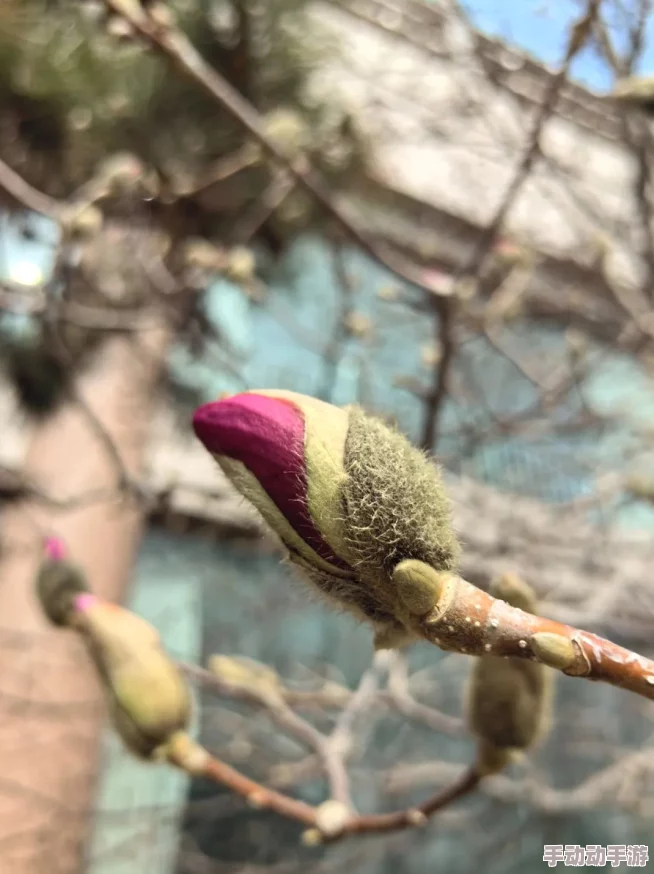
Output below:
[45,536,66,561]
[73,593,98,614]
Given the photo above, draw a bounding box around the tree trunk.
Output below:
[0,326,170,874]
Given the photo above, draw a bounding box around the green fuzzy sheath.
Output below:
[341,407,461,576]
[293,405,460,647]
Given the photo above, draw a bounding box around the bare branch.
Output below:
[100,0,456,301]
[317,242,359,403]
[0,465,120,512]
[386,652,463,736]
[417,570,654,703]
[420,297,455,451]
[0,157,61,219]
[451,0,601,279]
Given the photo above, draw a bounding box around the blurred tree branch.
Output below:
[100,0,458,302]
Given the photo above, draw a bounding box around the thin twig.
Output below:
[0,465,121,511]
[0,280,165,332]
[168,730,481,840]
[420,297,455,451]
[100,0,456,301]
[342,765,481,836]
[415,0,598,452]
[451,0,601,281]
[317,242,358,402]
[386,652,463,736]
[0,156,61,219]
[166,734,317,826]
[181,661,352,808]
[324,650,389,808]
[232,170,295,244]
[173,144,261,200]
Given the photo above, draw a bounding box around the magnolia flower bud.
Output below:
[106,15,135,40]
[72,598,191,759]
[466,575,553,774]
[262,108,310,156]
[182,238,226,271]
[36,540,190,757]
[314,799,350,837]
[207,654,283,704]
[225,247,256,284]
[59,203,104,240]
[343,312,371,340]
[93,152,159,200]
[36,537,91,627]
[192,390,460,649]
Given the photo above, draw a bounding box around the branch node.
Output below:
[247,792,267,809]
[165,733,210,776]
[315,799,351,837]
[406,808,428,827]
[567,636,593,677]
[301,828,323,847]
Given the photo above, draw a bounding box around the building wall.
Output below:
[311,0,645,292]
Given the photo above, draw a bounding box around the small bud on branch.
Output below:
[35,539,191,759]
[466,575,553,775]
[417,566,654,702]
[36,536,92,626]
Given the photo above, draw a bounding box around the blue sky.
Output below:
[460,0,654,92]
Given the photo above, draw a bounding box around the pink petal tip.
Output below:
[45,536,67,562]
[73,593,98,614]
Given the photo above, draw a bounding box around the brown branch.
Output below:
[181,659,353,808]
[43,312,156,504]
[167,731,481,841]
[341,765,481,837]
[232,171,295,244]
[100,0,454,301]
[0,156,61,219]
[420,297,455,451]
[0,465,120,512]
[415,0,599,451]
[0,280,164,332]
[385,744,654,814]
[172,143,261,200]
[450,0,600,279]
[482,321,557,392]
[386,651,463,736]
[51,578,654,842]
[417,571,654,702]
[594,4,654,302]
[46,584,482,843]
[317,242,358,403]
[186,652,463,801]
[69,382,153,503]
[166,733,317,826]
